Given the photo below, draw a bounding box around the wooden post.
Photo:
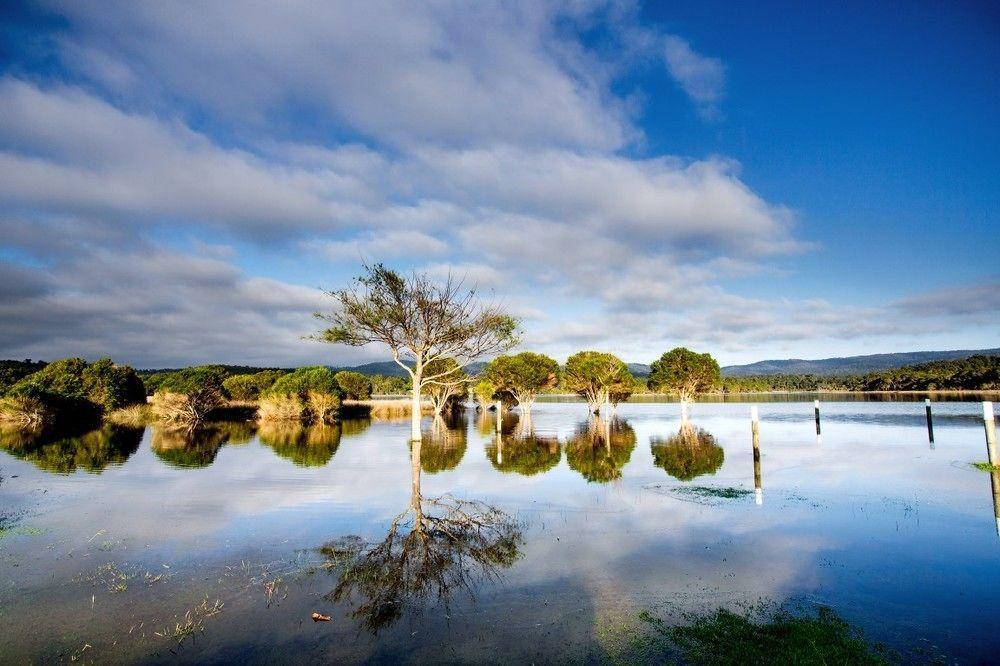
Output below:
[751,406,762,505]
[813,399,821,435]
[985,401,998,467]
[925,398,934,447]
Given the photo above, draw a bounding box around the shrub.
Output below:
[259,367,342,422]
[81,359,146,410]
[151,365,229,425]
[334,371,372,400]
[2,357,142,424]
[222,370,285,401]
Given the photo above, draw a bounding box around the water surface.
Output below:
[2,397,999,663]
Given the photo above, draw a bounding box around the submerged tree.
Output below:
[484,352,558,416]
[564,351,632,414]
[322,432,523,633]
[317,265,519,442]
[648,348,721,405]
[564,416,637,483]
[650,426,724,481]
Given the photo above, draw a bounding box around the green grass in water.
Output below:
[972,461,1000,472]
[673,486,753,499]
[639,606,890,665]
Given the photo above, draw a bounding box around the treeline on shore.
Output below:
[718,354,1000,393]
[2,352,997,431]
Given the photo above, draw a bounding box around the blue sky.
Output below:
[0,0,996,368]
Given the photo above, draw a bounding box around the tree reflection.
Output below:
[151,423,246,468]
[564,416,636,483]
[650,425,724,481]
[258,421,343,467]
[321,432,523,634]
[414,413,468,473]
[486,423,560,476]
[0,423,141,474]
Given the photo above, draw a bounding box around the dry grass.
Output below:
[0,396,49,427]
[344,398,434,420]
[258,394,306,421]
[104,404,152,427]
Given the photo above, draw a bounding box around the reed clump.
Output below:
[104,403,153,427]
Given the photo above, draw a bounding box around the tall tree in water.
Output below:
[484,352,559,416]
[316,265,519,441]
[648,347,721,405]
[563,351,631,414]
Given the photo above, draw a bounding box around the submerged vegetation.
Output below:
[638,605,890,665]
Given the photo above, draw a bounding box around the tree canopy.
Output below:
[317,264,519,440]
[484,352,558,413]
[648,348,721,402]
[564,351,632,413]
[334,370,373,400]
[223,370,285,400]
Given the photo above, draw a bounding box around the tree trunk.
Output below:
[410,369,423,442]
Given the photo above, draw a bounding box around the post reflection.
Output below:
[320,417,523,634]
[990,470,1000,538]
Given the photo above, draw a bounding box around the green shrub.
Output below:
[2,357,143,424]
[264,366,340,397]
[334,371,372,400]
[260,367,342,422]
[151,366,229,425]
[0,360,47,396]
[223,370,285,401]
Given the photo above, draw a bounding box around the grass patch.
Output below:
[639,605,890,665]
[673,486,753,499]
[972,461,1000,472]
[104,404,152,427]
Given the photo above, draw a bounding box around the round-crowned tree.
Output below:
[484,352,558,415]
[647,348,721,403]
[563,351,632,414]
[334,371,373,400]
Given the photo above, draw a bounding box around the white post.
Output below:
[495,400,502,434]
[985,401,998,467]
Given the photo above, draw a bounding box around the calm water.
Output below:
[2,397,1000,663]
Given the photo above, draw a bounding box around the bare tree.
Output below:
[316,265,519,441]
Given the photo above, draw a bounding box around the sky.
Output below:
[0,0,997,369]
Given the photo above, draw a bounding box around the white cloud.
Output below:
[46,0,635,150]
[662,35,725,119]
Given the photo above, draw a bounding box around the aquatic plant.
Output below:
[639,605,889,665]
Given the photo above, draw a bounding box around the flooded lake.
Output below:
[2,396,1000,663]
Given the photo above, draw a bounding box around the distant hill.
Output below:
[722,348,1000,377]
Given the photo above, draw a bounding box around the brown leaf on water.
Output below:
[311,612,331,622]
